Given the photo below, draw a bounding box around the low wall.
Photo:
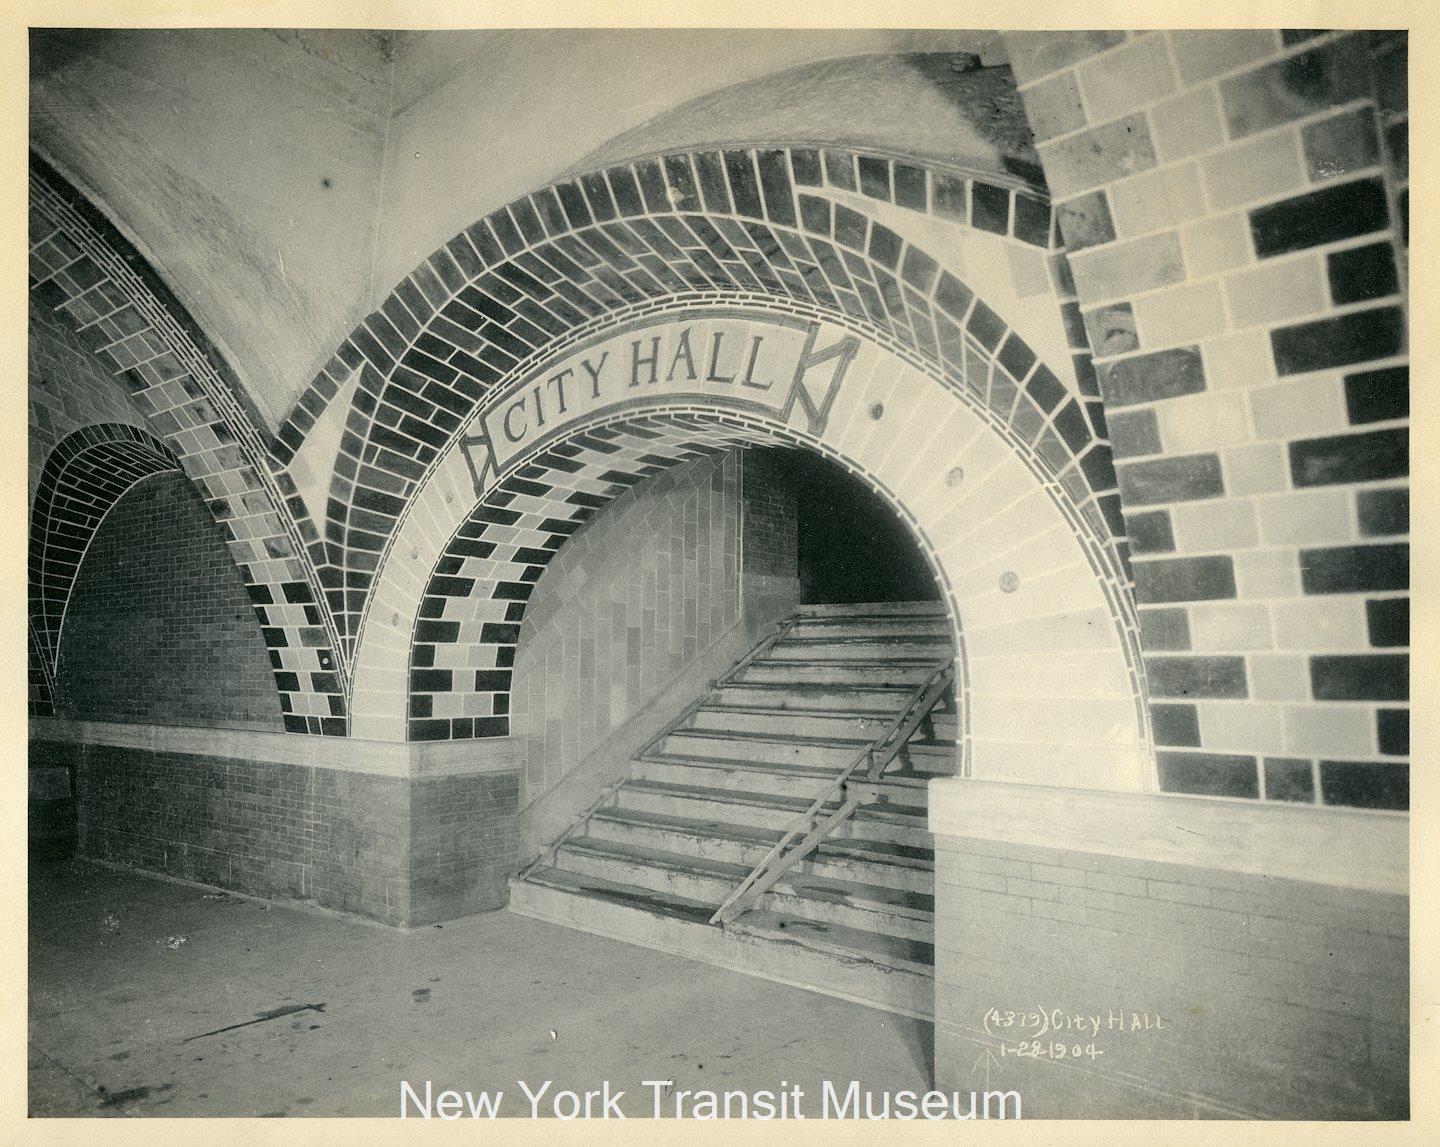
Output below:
[929,777,1407,1119]
[29,720,521,928]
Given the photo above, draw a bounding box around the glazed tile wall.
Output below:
[1006,30,1409,810]
[510,451,740,803]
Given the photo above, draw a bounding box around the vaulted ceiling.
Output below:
[30,27,1025,432]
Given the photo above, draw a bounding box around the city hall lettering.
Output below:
[469,315,861,478]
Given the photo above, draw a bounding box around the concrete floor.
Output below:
[29,859,934,1118]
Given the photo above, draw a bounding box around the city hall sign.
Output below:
[458,310,861,488]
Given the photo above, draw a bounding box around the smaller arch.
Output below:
[29,423,178,713]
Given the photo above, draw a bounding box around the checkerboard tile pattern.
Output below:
[29,156,346,734]
[1005,30,1409,809]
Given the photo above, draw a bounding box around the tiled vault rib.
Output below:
[279,145,1129,672]
[28,424,178,716]
[28,156,347,734]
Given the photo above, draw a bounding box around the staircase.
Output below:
[508,601,957,1019]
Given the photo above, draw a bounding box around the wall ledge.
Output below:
[28,718,520,779]
[928,776,1407,896]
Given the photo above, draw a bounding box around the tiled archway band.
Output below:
[29,155,347,733]
[285,145,1122,679]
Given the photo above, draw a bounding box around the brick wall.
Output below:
[33,735,520,927]
[409,771,519,925]
[932,831,1406,1118]
[1005,30,1409,809]
[36,738,409,924]
[510,451,741,804]
[55,471,284,731]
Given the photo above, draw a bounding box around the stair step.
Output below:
[632,753,930,807]
[795,601,948,618]
[509,870,934,1018]
[586,805,932,892]
[728,908,935,976]
[737,659,940,686]
[551,836,933,940]
[614,780,932,849]
[711,682,916,712]
[789,616,952,640]
[658,727,868,768]
[768,636,952,662]
[687,704,903,741]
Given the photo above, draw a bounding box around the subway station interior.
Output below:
[25,26,1410,1119]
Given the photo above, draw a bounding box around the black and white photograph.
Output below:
[16,4,1427,1128]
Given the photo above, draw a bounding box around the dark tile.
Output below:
[798,194,831,236]
[790,148,822,187]
[1357,487,1408,537]
[1377,709,1409,756]
[857,155,891,200]
[1302,105,1381,181]
[1344,365,1407,425]
[1057,191,1115,251]
[723,150,764,218]
[966,300,1006,350]
[1366,596,1408,647]
[1118,453,1224,506]
[1271,306,1405,375]
[1024,365,1066,413]
[1139,607,1191,651]
[1250,178,1389,259]
[688,153,727,213]
[755,149,797,227]
[1221,38,1369,139]
[996,333,1036,381]
[1150,703,1200,746]
[1310,653,1408,701]
[1327,242,1399,305]
[1158,751,1259,798]
[1147,655,1248,699]
[1013,194,1050,247]
[1264,758,1316,803]
[970,182,1010,235]
[822,149,857,191]
[1098,346,1205,406]
[1301,542,1408,594]
[1125,510,1176,554]
[1051,399,1092,454]
[934,272,973,321]
[1319,760,1407,810]
[893,163,927,210]
[1134,555,1236,604]
[1289,426,1407,487]
[1107,408,1162,459]
[1078,443,1117,492]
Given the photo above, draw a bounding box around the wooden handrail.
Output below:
[709,659,955,926]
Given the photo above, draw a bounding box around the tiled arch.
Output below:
[351,303,1151,790]
[28,423,178,716]
[29,154,347,733]
[284,145,1124,685]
